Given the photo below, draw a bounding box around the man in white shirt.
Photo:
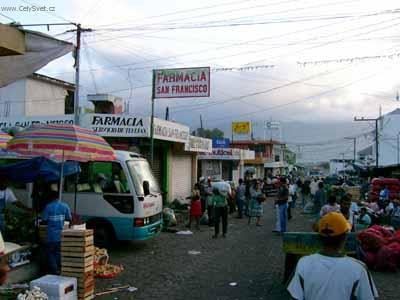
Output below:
[288,212,378,300]
[309,178,319,198]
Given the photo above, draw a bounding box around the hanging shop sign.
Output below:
[232,121,251,135]
[153,118,190,143]
[80,114,149,137]
[154,67,210,98]
[0,115,74,129]
[212,138,230,148]
[185,136,212,153]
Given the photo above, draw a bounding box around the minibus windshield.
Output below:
[127,160,160,195]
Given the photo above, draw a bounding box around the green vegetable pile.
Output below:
[4,205,36,244]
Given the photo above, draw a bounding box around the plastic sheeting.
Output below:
[0,156,79,183]
[0,27,74,87]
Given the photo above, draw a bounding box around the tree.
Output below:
[195,128,224,139]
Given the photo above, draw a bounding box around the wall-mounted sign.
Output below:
[265,121,281,129]
[153,118,189,143]
[154,67,210,98]
[0,115,74,129]
[232,121,251,135]
[80,114,149,137]
[198,148,242,160]
[185,136,212,153]
[212,138,230,148]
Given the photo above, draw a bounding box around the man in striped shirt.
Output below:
[42,189,71,275]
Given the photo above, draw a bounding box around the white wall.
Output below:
[25,78,66,116]
[376,113,400,166]
[0,77,67,119]
[0,79,26,117]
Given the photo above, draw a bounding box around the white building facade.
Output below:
[0,73,74,118]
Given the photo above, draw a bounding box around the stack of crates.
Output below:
[61,229,95,300]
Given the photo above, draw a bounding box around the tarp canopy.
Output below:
[0,26,74,87]
[0,156,80,183]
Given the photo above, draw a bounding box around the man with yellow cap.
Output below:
[287,212,378,300]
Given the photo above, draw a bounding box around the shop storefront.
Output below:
[198,148,254,183]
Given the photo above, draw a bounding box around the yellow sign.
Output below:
[232,121,251,134]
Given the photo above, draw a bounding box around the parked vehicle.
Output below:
[0,150,163,246]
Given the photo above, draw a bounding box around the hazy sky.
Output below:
[2,0,400,161]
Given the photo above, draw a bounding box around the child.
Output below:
[42,189,72,275]
[187,184,202,230]
[320,195,341,217]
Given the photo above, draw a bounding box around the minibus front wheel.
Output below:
[87,218,116,248]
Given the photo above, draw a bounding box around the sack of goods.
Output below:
[211,181,231,197]
[358,225,400,272]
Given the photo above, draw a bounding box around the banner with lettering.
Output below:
[154,67,210,98]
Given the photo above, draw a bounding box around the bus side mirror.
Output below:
[143,180,150,196]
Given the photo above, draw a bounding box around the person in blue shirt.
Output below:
[42,189,72,275]
[379,185,389,210]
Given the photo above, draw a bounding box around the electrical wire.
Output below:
[18,0,74,24]
[0,12,16,22]
[94,0,291,29]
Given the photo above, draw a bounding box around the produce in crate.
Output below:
[17,287,48,300]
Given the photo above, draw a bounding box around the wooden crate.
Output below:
[61,229,95,300]
[344,186,361,200]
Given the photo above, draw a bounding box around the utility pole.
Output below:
[165,107,169,120]
[344,137,356,163]
[74,24,81,125]
[66,24,92,125]
[150,70,156,166]
[354,117,380,168]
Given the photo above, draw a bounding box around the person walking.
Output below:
[310,178,319,201]
[276,177,289,233]
[288,180,297,220]
[248,180,265,226]
[236,179,246,219]
[288,212,378,300]
[314,182,326,216]
[205,178,214,226]
[42,189,72,275]
[212,188,228,238]
[187,184,202,230]
[301,178,311,209]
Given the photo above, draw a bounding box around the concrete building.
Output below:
[358,109,400,167]
[0,73,74,118]
[230,140,287,178]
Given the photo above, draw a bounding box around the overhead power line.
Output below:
[95,0,294,29]
[99,8,400,32]
[18,0,74,24]
[0,12,16,22]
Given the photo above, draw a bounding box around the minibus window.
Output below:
[127,160,160,196]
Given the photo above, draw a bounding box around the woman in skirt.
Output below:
[248,180,265,226]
